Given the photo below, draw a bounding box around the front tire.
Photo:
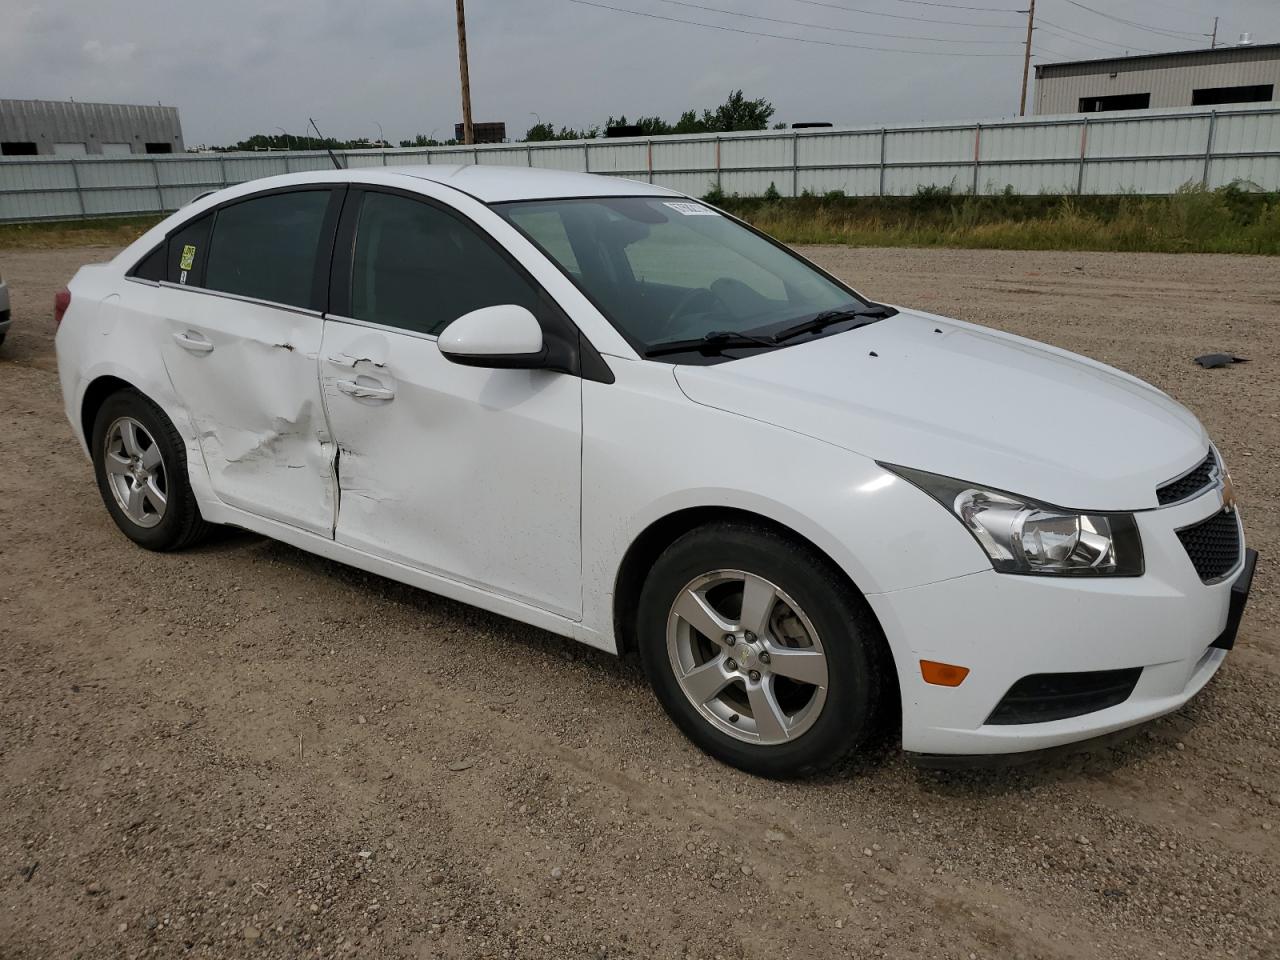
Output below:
[637,522,888,778]
[91,389,210,551]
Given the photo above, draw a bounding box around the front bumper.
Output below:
[868,488,1253,757]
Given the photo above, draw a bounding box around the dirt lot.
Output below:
[1,244,1277,960]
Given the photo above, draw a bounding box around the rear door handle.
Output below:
[336,378,395,402]
[172,331,214,354]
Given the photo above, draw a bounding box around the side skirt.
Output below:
[197,499,615,654]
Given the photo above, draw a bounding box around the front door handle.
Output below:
[336,378,395,402]
[172,330,214,354]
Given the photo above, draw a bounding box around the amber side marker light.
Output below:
[920,660,970,687]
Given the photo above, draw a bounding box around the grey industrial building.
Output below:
[0,99,184,157]
[1034,43,1280,116]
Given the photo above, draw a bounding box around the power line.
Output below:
[783,0,1025,30]
[567,0,1025,53]
[654,0,1022,44]
[890,0,1018,10]
[1039,16,1162,54]
[1059,0,1207,42]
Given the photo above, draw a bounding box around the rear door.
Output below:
[156,187,344,536]
[319,188,583,617]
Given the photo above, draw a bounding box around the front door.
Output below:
[156,187,342,536]
[319,189,582,618]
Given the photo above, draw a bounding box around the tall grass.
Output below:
[713,184,1280,255]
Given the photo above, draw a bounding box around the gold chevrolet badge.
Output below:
[1221,472,1237,512]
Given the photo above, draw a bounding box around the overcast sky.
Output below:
[4,0,1277,145]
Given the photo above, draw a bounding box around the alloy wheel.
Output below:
[666,569,829,745]
[103,416,168,528]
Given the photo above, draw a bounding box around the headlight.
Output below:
[884,464,1143,577]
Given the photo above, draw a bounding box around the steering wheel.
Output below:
[658,287,723,339]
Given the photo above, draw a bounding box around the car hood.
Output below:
[673,308,1208,511]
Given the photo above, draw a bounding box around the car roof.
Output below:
[207,165,684,204]
[391,164,682,202]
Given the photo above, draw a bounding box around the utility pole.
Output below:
[456,0,474,145]
[1019,0,1037,117]
[1210,15,1219,48]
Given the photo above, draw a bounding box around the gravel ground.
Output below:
[1,244,1277,960]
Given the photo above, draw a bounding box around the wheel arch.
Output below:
[80,374,140,447]
[613,506,891,662]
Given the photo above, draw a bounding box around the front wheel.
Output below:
[637,522,888,778]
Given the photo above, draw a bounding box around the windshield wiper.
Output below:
[643,330,778,358]
[770,305,894,344]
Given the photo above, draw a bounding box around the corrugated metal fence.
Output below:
[2,104,1278,223]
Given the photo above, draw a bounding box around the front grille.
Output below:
[987,668,1143,725]
[1157,451,1216,505]
[1176,509,1241,582]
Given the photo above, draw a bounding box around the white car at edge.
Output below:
[53,166,1256,777]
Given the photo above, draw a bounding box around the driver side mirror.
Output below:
[437,304,547,369]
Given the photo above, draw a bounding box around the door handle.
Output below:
[172,330,214,354]
[336,378,395,402]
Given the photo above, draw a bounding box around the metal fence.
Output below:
[2,104,1278,223]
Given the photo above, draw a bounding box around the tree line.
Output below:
[205,91,778,151]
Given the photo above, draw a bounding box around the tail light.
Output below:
[54,287,71,327]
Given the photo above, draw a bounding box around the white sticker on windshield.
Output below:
[663,201,718,217]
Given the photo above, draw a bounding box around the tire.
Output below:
[637,521,888,779]
[91,388,211,551]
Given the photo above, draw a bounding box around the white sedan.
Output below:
[54,166,1255,777]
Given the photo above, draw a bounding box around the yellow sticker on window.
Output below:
[179,244,196,271]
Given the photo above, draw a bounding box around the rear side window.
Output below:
[350,191,539,335]
[204,190,332,309]
[130,243,166,282]
[167,213,213,286]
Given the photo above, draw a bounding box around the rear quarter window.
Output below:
[166,213,213,287]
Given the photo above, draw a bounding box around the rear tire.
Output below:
[637,521,888,779]
[91,389,211,551]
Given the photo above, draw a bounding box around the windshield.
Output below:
[495,197,871,360]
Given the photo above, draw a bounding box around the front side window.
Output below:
[349,191,538,335]
[497,197,866,358]
[203,190,332,309]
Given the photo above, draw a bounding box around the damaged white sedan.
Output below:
[55,167,1254,777]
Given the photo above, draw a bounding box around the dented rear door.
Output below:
[158,290,336,534]
[155,186,343,536]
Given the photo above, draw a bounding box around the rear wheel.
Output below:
[91,389,210,551]
[638,522,887,778]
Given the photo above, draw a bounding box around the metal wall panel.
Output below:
[721,135,792,170]
[1214,111,1280,154]
[980,121,1081,162]
[1210,154,1280,190]
[651,139,716,172]
[1086,113,1211,158]
[83,187,162,216]
[884,164,973,195]
[796,167,880,196]
[1084,157,1203,194]
[3,105,1279,221]
[886,127,973,164]
[584,141,644,173]
[721,169,791,197]
[156,158,223,186]
[799,132,881,168]
[529,146,584,171]
[978,161,1079,195]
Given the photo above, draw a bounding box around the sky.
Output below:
[4,0,1278,146]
